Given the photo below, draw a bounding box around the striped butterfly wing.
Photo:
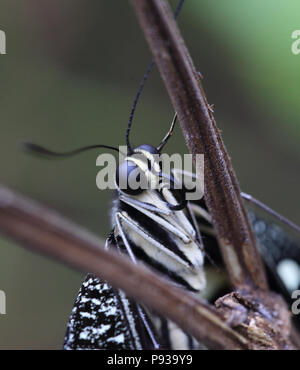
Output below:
[63,234,155,350]
[191,197,300,306]
[247,206,300,301]
[247,206,300,331]
[64,193,203,350]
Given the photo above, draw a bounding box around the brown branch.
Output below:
[0,183,249,349]
[130,0,267,291]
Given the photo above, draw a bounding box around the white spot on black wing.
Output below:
[64,274,139,350]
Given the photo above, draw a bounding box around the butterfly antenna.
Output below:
[125,0,185,154]
[21,142,120,159]
[157,113,177,152]
[126,59,155,154]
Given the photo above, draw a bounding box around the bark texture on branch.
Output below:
[130,0,267,291]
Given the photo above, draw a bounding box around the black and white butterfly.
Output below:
[55,124,300,350]
[23,0,300,349]
[24,110,300,350]
[62,117,207,350]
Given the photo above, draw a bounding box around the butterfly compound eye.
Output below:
[116,161,145,195]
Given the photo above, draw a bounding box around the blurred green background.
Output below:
[0,0,299,349]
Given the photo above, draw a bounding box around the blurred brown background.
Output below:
[0,0,299,349]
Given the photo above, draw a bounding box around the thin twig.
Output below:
[130,0,267,291]
[0,183,249,349]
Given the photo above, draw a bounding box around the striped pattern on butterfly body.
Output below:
[64,142,207,350]
[64,152,300,349]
